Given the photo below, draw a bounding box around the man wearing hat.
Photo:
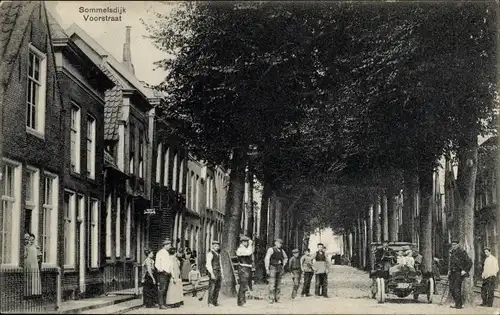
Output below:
[448,239,472,309]
[236,236,254,306]
[288,249,302,299]
[312,243,329,298]
[264,238,288,303]
[155,239,172,309]
[205,240,223,307]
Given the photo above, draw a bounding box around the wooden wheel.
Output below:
[376,278,385,304]
[427,278,434,304]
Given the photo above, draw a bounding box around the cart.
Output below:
[369,242,435,304]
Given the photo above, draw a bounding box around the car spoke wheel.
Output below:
[376,278,385,304]
[371,278,377,299]
[427,278,434,304]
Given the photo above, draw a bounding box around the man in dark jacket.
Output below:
[264,239,288,303]
[448,239,472,309]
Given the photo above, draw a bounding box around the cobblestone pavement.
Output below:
[125,266,500,314]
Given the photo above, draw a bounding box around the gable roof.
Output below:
[46,10,67,40]
[65,23,154,99]
[100,64,122,140]
[0,1,38,85]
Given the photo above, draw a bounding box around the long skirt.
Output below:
[181,261,191,281]
[143,276,158,307]
[165,278,184,308]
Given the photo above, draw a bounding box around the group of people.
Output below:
[448,240,499,309]
[141,239,185,309]
[375,239,499,309]
[260,239,331,304]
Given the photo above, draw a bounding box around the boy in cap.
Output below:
[205,240,223,307]
[313,243,329,298]
[288,249,302,299]
[188,263,201,298]
[236,235,254,306]
[300,248,314,297]
[264,238,288,303]
[155,239,172,309]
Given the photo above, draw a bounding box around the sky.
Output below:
[46,1,174,85]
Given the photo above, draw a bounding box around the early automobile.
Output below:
[369,242,435,304]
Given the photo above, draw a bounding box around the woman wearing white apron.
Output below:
[165,247,184,308]
[24,233,42,298]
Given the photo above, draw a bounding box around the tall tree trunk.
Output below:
[455,139,479,306]
[359,215,364,268]
[247,169,254,239]
[418,166,434,273]
[274,197,282,240]
[375,194,382,243]
[388,186,399,241]
[382,193,388,241]
[268,193,276,246]
[221,149,247,296]
[403,172,417,242]
[259,182,271,242]
[367,205,374,270]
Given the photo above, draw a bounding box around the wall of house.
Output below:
[55,50,108,299]
[1,4,62,311]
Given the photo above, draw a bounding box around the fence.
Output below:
[0,267,59,313]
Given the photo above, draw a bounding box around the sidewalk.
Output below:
[49,277,209,314]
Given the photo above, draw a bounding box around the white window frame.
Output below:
[129,125,135,175]
[88,198,99,268]
[105,193,112,258]
[172,154,178,191]
[138,131,145,179]
[1,159,22,267]
[163,148,170,187]
[86,115,96,179]
[70,104,81,173]
[63,190,77,268]
[125,202,131,258]
[26,44,47,138]
[25,166,40,238]
[155,143,162,183]
[115,197,121,258]
[42,172,58,266]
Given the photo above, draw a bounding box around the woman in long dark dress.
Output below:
[142,249,157,308]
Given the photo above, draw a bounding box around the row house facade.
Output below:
[64,24,155,295]
[49,13,115,300]
[0,2,230,311]
[0,2,64,312]
[148,98,227,272]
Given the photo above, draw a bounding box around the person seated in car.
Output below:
[375,240,395,271]
[389,246,415,275]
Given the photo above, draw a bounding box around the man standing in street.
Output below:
[288,249,302,299]
[205,240,223,307]
[155,239,172,309]
[480,247,499,307]
[313,243,329,298]
[236,236,253,307]
[300,248,314,297]
[264,238,288,304]
[448,239,472,309]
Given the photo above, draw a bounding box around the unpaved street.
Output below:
[124,266,499,314]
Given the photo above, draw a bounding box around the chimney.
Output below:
[122,26,135,74]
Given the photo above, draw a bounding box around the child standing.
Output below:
[188,263,201,298]
[288,249,302,299]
